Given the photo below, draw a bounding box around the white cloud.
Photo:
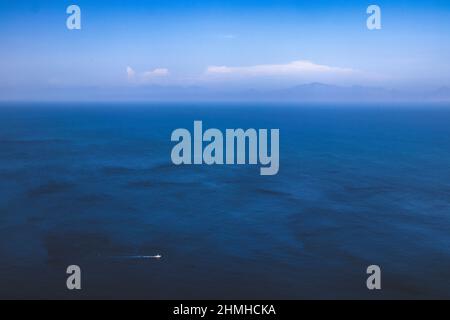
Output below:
[127,66,169,83]
[142,68,170,79]
[126,66,136,80]
[205,60,355,77]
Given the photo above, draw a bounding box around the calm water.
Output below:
[0,103,449,299]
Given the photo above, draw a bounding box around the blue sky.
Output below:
[1,0,450,99]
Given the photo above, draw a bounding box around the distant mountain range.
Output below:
[2,83,450,103]
[430,86,450,101]
[238,83,450,102]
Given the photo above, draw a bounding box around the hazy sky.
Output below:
[1,0,450,98]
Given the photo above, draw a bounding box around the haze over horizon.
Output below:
[1,0,450,102]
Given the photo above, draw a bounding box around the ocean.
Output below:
[0,103,449,299]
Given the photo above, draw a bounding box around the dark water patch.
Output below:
[0,138,70,145]
[127,180,158,188]
[26,181,75,198]
[77,193,112,204]
[150,162,176,171]
[0,169,29,180]
[26,215,45,224]
[100,166,145,175]
[126,179,201,189]
[43,231,129,266]
[254,188,293,198]
[343,185,395,196]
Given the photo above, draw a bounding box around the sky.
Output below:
[1,0,450,100]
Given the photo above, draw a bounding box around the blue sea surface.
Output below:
[0,103,449,299]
